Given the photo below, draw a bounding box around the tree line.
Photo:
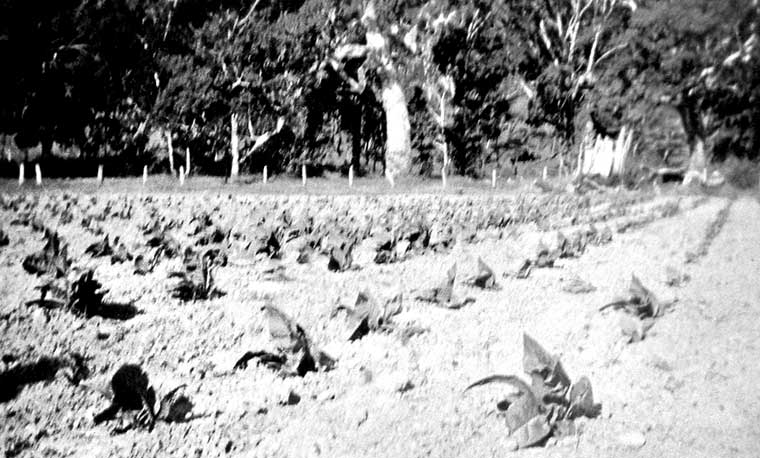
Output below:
[0,0,757,179]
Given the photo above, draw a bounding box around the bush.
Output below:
[722,157,759,190]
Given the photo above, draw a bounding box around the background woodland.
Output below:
[0,0,757,179]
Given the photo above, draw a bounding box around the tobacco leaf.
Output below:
[244,305,335,376]
[464,375,545,440]
[465,257,497,289]
[600,274,660,318]
[157,384,193,423]
[566,376,601,419]
[511,414,552,448]
[416,263,456,304]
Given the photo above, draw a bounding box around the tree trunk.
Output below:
[435,94,450,172]
[687,137,707,171]
[752,108,760,160]
[677,100,708,177]
[381,79,411,178]
[166,131,175,176]
[2,134,10,162]
[338,98,362,173]
[230,113,240,182]
[349,102,362,175]
[40,137,53,159]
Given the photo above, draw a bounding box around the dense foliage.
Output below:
[0,0,757,177]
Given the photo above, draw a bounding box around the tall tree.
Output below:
[627,0,759,175]
[0,0,158,160]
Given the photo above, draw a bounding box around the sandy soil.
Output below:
[0,180,758,458]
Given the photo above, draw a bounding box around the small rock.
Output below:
[210,351,239,376]
[616,218,633,233]
[395,240,410,258]
[545,231,564,254]
[359,367,373,384]
[305,441,322,458]
[561,276,595,294]
[503,437,519,452]
[96,325,114,340]
[321,342,343,361]
[375,371,413,393]
[617,431,646,448]
[658,291,678,309]
[69,414,82,430]
[176,361,194,376]
[619,315,646,343]
[23,424,46,441]
[664,375,684,392]
[504,257,531,279]
[486,228,501,240]
[316,389,335,403]
[348,408,368,428]
[595,226,613,244]
[664,266,689,287]
[284,391,301,406]
[30,308,48,327]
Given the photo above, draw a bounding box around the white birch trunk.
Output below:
[381,80,412,179]
[687,138,707,173]
[580,126,632,178]
[166,131,175,175]
[440,97,448,170]
[682,138,707,186]
[230,113,240,182]
[2,135,11,162]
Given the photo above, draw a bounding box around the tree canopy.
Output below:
[0,0,757,177]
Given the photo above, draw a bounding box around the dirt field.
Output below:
[1,177,758,458]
